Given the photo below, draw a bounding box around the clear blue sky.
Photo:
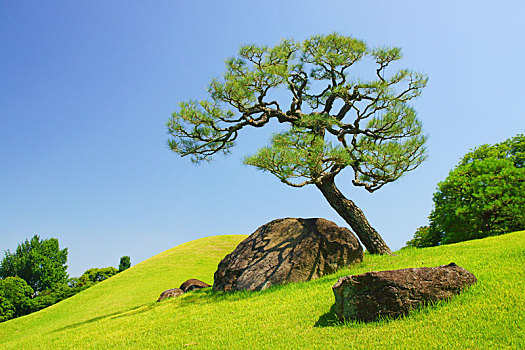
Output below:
[1,1,523,277]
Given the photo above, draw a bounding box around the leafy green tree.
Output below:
[167,33,428,254]
[409,135,525,247]
[0,276,34,320]
[433,157,525,244]
[118,256,131,272]
[77,267,118,288]
[0,235,68,292]
[459,134,525,169]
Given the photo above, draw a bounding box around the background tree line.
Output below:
[0,235,131,322]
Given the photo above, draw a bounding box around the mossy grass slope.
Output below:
[1,231,524,349]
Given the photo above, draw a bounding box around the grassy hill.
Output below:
[1,231,524,349]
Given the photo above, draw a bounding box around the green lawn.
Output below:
[1,231,524,349]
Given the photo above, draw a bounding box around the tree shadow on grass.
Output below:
[51,303,155,333]
[49,287,266,334]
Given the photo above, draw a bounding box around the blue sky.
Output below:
[1,1,523,277]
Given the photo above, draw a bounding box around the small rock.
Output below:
[157,288,184,302]
[179,279,210,292]
[213,218,363,292]
[332,262,477,322]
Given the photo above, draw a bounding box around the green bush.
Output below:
[0,295,15,322]
[0,276,34,321]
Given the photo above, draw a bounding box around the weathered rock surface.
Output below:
[179,279,211,292]
[156,288,184,302]
[332,262,477,322]
[213,218,363,292]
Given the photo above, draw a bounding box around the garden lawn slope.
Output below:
[1,231,524,349]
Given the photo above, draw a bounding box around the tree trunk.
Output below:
[316,176,393,255]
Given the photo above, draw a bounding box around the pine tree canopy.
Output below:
[167,33,428,193]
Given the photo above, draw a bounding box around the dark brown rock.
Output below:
[213,218,363,292]
[156,288,184,302]
[332,262,477,322]
[179,279,211,292]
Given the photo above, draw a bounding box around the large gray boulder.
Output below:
[213,218,363,292]
[332,262,477,322]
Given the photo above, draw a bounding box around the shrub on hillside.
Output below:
[0,276,34,321]
[0,294,15,322]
